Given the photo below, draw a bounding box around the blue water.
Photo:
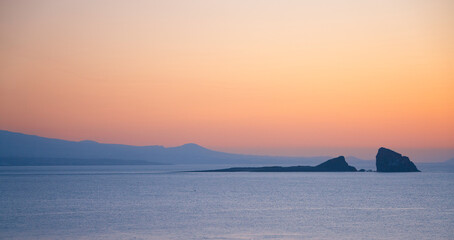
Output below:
[1,165,453,239]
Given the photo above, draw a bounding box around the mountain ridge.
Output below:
[0,130,327,165]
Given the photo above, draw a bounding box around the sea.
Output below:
[0,165,453,240]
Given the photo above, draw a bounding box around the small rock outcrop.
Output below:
[376,147,420,172]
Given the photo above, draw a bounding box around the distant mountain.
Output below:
[417,158,454,172]
[0,130,328,166]
[0,157,163,166]
[445,158,454,164]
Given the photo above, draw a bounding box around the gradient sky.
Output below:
[1,0,453,161]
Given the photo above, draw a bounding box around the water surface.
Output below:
[1,165,453,239]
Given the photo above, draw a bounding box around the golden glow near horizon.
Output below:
[1,0,453,159]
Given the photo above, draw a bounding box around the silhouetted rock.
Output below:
[314,156,357,171]
[194,156,357,172]
[376,147,420,172]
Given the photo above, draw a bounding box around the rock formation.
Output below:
[376,147,420,172]
[313,156,357,172]
[194,156,357,172]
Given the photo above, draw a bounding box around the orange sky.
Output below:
[0,0,453,161]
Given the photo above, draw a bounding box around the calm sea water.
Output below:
[0,165,453,240]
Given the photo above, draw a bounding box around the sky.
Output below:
[0,0,453,162]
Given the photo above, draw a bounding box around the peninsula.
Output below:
[192,156,358,172]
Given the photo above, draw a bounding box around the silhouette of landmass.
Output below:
[376,147,420,172]
[0,130,328,165]
[0,157,163,166]
[192,156,357,172]
[0,130,450,171]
